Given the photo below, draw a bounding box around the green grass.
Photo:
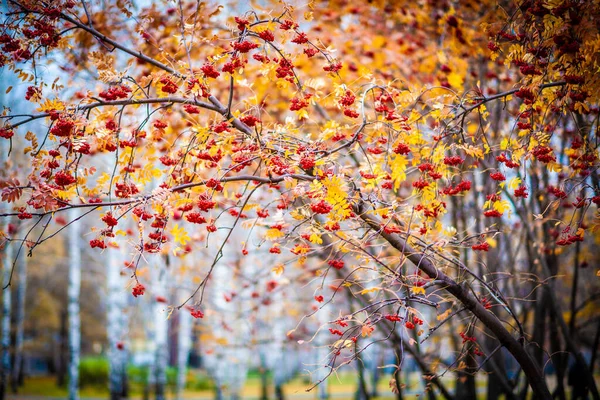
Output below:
[15,370,433,399]
[20,376,108,397]
[19,369,599,399]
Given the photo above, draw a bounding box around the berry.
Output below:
[132,283,145,297]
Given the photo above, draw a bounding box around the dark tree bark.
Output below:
[274,383,285,400]
[11,252,26,394]
[354,352,370,400]
[455,329,477,400]
[356,201,552,399]
[57,309,68,388]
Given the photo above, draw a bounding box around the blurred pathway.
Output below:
[8,393,403,399]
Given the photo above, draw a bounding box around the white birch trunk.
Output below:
[107,247,127,400]
[67,207,81,400]
[153,257,168,400]
[141,300,155,400]
[11,251,26,391]
[1,227,12,400]
[175,307,192,400]
[0,96,13,399]
[315,298,329,400]
[203,226,251,400]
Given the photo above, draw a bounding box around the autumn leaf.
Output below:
[411,286,426,296]
[361,324,374,337]
[265,228,285,240]
[359,287,380,295]
[170,224,190,246]
[272,264,285,276]
[0,179,22,203]
[309,233,323,244]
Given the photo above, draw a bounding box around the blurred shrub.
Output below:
[79,357,109,388]
[79,356,212,391]
[127,363,149,385]
[185,370,214,391]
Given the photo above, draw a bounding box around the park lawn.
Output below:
[15,371,496,399]
[18,375,106,397]
[17,372,403,399]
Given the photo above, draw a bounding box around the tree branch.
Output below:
[355,199,552,400]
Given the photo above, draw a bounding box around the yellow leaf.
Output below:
[265,228,285,240]
[359,287,380,295]
[333,339,355,348]
[37,98,65,112]
[391,154,408,190]
[241,220,255,229]
[170,224,190,246]
[437,308,452,321]
[547,162,562,172]
[290,209,306,220]
[309,233,323,244]
[493,200,511,213]
[458,144,484,159]
[507,177,521,190]
[272,264,285,276]
[421,185,437,202]
[216,337,229,345]
[372,35,386,49]
[174,198,194,209]
[296,108,309,120]
[447,72,464,90]
[411,286,426,295]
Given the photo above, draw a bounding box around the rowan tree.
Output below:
[1,0,599,399]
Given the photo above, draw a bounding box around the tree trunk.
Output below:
[367,344,381,398]
[57,309,68,387]
[315,310,329,400]
[214,385,223,400]
[11,251,26,393]
[455,354,477,400]
[275,383,285,400]
[548,310,566,400]
[176,309,192,400]
[355,350,370,400]
[259,352,268,400]
[0,228,12,400]
[394,369,403,400]
[153,257,168,400]
[68,207,81,400]
[107,247,128,400]
[455,324,477,400]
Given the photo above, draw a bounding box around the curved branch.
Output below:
[0,173,314,218]
[355,199,552,400]
[3,97,221,129]
[455,81,566,119]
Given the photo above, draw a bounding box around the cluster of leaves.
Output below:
[1,0,599,397]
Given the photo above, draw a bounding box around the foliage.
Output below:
[1,0,599,399]
[78,356,109,388]
[184,370,214,391]
[78,356,212,391]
